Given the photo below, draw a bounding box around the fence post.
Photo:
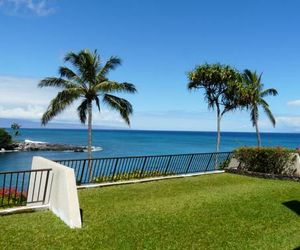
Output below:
[205,153,214,172]
[111,159,119,182]
[225,152,231,162]
[79,160,86,185]
[164,155,172,175]
[42,170,50,204]
[185,154,194,173]
[139,157,148,178]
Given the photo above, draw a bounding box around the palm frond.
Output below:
[99,56,121,77]
[59,66,80,81]
[77,99,88,124]
[64,51,81,68]
[79,49,99,82]
[261,88,278,97]
[261,101,276,127]
[94,81,137,94]
[243,69,257,84]
[95,96,101,111]
[38,77,78,89]
[65,50,98,83]
[103,94,133,125]
[41,89,81,125]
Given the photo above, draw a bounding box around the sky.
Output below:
[0,0,300,132]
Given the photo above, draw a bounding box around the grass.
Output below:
[1,173,300,249]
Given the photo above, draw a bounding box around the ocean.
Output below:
[0,128,300,171]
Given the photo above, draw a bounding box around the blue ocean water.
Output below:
[0,128,300,171]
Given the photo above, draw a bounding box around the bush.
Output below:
[92,170,174,183]
[0,128,12,149]
[234,147,297,176]
[0,188,27,208]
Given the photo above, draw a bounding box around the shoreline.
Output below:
[1,141,88,153]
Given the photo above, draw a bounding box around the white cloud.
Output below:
[277,116,300,129]
[0,105,44,119]
[0,76,55,105]
[0,76,128,127]
[0,0,56,16]
[287,100,300,107]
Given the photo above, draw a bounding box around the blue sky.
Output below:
[0,0,300,132]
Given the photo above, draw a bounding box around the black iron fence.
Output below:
[0,169,52,208]
[56,152,232,185]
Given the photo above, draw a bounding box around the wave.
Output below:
[0,149,18,153]
[84,146,103,152]
[62,146,103,153]
[24,139,46,144]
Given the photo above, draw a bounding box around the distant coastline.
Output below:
[3,126,300,135]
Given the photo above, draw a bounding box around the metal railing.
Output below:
[55,152,232,185]
[0,168,52,208]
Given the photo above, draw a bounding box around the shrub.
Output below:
[234,147,297,176]
[219,159,231,170]
[92,170,174,183]
[0,128,12,149]
[0,188,27,207]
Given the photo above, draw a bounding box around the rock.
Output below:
[6,142,87,152]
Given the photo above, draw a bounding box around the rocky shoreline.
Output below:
[1,141,87,152]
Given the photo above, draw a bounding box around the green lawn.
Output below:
[1,173,300,249]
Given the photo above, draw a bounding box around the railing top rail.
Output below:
[0,168,52,175]
[53,151,233,162]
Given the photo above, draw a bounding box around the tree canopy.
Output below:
[187,63,242,115]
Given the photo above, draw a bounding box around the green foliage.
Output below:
[239,70,278,146]
[187,63,243,152]
[39,49,137,126]
[187,63,242,114]
[0,195,27,209]
[241,70,278,126]
[219,159,230,169]
[0,128,12,148]
[234,147,297,175]
[92,170,173,183]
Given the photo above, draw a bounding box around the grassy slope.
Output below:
[1,173,300,249]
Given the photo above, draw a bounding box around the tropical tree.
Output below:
[187,63,241,152]
[39,49,137,179]
[0,128,12,149]
[11,122,21,138]
[241,69,278,147]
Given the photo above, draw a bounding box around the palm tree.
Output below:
[39,49,137,179]
[242,69,278,147]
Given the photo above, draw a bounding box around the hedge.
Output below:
[233,147,297,176]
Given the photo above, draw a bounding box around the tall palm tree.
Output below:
[242,69,278,147]
[39,49,137,179]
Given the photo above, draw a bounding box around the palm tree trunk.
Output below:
[216,108,221,153]
[254,119,261,147]
[87,101,93,182]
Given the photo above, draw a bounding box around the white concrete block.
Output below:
[29,157,82,229]
[227,157,240,169]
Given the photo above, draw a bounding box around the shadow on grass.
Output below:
[282,200,300,216]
